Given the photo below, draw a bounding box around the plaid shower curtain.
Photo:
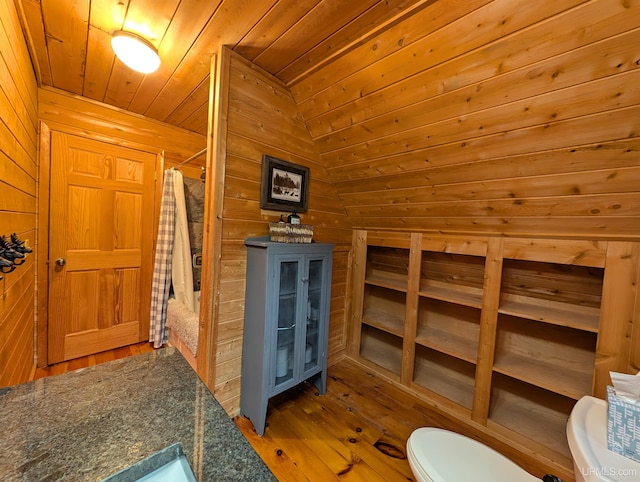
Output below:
[150,169,176,348]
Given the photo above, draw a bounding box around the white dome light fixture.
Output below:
[111,30,160,74]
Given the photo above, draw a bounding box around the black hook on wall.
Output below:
[0,233,32,274]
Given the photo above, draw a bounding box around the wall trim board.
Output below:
[198,51,225,391]
[36,121,50,367]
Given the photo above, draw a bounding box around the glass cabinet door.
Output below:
[275,260,298,387]
[304,259,324,373]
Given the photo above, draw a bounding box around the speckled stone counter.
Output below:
[0,347,275,481]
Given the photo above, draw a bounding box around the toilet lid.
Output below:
[407,428,539,482]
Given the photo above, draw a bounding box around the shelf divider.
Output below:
[402,232,422,386]
[472,237,504,424]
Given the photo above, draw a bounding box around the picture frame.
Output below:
[260,155,309,212]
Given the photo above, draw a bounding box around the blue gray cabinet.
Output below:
[241,236,333,436]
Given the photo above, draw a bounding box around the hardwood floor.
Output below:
[33,346,559,481]
[235,358,561,482]
[235,360,418,481]
[32,342,155,380]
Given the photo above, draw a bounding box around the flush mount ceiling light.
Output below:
[111,30,160,74]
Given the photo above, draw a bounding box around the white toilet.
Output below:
[407,396,640,482]
[567,395,640,482]
[406,427,540,482]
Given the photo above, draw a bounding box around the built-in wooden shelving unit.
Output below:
[349,230,639,481]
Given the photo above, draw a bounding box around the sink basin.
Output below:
[136,455,196,482]
[102,443,197,482]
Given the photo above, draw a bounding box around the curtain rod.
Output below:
[175,147,207,168]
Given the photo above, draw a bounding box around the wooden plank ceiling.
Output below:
[15,0,426,137]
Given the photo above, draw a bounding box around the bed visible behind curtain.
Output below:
[166,169,199,361]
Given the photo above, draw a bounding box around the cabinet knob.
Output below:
[301,277,309,283]
[55,257,66,267]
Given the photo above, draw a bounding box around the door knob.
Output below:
[55,257,66,267]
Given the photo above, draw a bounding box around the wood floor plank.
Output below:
[330,360,429,422]
[292,391,413,481]
[261,403,348,480]
[274,409,386,482]
[234,415,308,482]
[272,402,374,480]
[325,370,419,442]
[130,342,155,356]
[32,342,153,379]
[67,356,89,372]
[295,382,409,465]
[295,385,385,446]
[33,361,68,379]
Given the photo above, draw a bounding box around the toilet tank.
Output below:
[567,396,640,482]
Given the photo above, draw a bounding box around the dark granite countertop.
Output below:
[0,347,275,481]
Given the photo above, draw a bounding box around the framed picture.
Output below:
[260,155,309,212]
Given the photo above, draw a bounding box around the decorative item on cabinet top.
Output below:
[268,222,314,243]
[0,233,31,278]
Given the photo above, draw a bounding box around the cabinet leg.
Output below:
[254,399,268,436]
[242,396,269,436]
[310,370,327,395]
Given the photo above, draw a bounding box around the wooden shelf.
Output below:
[359,324,403,376]
[365,274,407,292]
[365,245,409,292]
[362,285,406,338]
[416,298,480,363]
[493,353,593,400]
[415,328,478,364]
[489,373,575,461]
[418,285,483,308]
[362,308,404,337]
[413,346,476,410]
[498,295,600,333]
[494,314,596,399]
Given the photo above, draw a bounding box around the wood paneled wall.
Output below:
[0,0,38,387]
[291,0,640,239]
[37,88,206,365]
[38,87,207,169]
[208,48,352,415]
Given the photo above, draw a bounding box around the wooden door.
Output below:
[48,132,157,363]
